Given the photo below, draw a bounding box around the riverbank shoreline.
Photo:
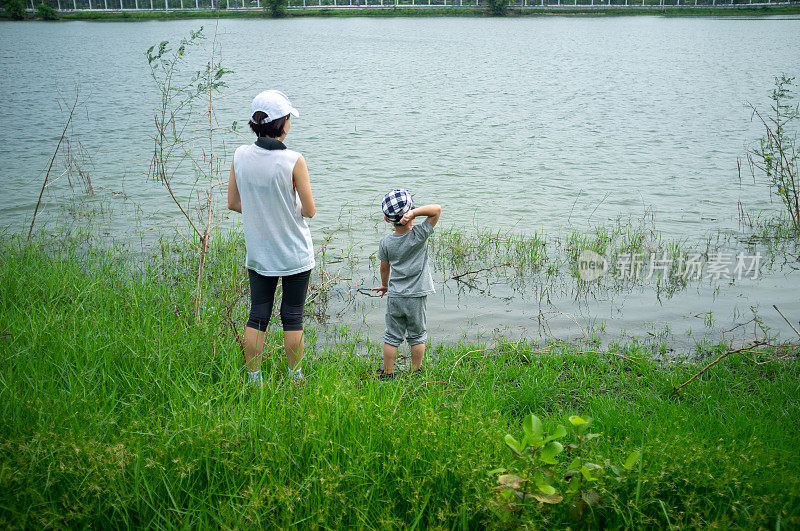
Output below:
[3,3,800,20]
[1,232,798,527]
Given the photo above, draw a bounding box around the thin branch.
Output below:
[670,341,766,396]
[151,115,202,239]
[28,91,79,241]
[355,288,382,298]
[194,23,220,322]
[450,262,513,281]
[773,304,800,339]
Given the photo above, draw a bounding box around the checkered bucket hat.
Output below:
[381,189,414,224]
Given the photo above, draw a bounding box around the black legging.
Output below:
[247,268,311,332]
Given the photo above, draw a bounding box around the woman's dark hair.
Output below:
[249,112,289,138]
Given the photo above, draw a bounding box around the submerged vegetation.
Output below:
[737,75,800,257]
[747,75,800,234]
[1,234,799,528]
[426,210,704,299]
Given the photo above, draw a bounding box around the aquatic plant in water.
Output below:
[747,75,800,234]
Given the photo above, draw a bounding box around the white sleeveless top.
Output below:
[233,142,315,276]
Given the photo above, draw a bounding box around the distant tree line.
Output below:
[2,0,59,18]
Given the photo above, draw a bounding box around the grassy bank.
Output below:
[1,232,799,528]
[3,4,799,20]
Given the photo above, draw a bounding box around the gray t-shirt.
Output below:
[377,220,436,297]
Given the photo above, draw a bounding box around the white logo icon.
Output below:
[577,249,608,282]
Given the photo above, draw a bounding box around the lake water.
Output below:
[1,16,799,351]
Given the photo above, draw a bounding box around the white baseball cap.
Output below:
[250,90,299,124]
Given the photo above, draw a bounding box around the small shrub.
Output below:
[2,0,26,19]
[491,413,641,523]
[35,3,58,19]
[485,0,508,15]
[747,75,800,234]
[265,0,287,17]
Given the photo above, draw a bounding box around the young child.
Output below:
[372,189,442,377]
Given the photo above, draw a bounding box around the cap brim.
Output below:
[289,107,299,118]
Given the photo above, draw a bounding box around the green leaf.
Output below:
[522,414,543,445]
[536,482,556,496]
[566,474,581,493]
[567,457,581,473]
[539,441,564,465]
[624,449,642,470]
[542,424,567,444]
[580,465,597,482]
[504,434,524,455]
[532,492,563,504]
[569,415,587,426]
[498,488,514,502]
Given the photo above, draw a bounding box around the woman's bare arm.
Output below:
[292,155,316,218]
[227,161,241,213]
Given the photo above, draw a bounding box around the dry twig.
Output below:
[28,91,79,241]
[450,262,513,281]
[670,341,767,396]
[773,304,800,339]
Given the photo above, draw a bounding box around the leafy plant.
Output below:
[146,27,234,320]
[492,413,641,523]
[35,3,57,19]
[495,414,567,509]
[2,0,26,19]
[747,75,800,233]
[485,0,509,15]
[266,0,287,17]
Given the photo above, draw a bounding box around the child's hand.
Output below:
[371,286,388,298]
[399,209,415,226]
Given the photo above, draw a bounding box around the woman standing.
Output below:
[227,90,316,385]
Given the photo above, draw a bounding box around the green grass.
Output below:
[1,232,799,528]
[3,4,799,20]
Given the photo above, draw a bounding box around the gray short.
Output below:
[383,295,427,347]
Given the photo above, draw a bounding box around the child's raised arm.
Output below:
[399,204,442,228]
